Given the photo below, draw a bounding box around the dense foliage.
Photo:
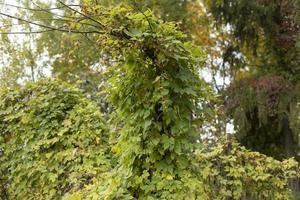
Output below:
[0,1,300,199]
[0,80,110,199]
[77,5,212,199]
[196,141,299,200]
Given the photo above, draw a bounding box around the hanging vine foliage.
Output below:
[92,6,212,199]
[226,75,299,159]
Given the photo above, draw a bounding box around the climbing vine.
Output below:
[0,80,110,199]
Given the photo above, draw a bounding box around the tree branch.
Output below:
[0,12,103,34]
[0,2,80,12]
[28,0,85,20]
[57,0,105,28]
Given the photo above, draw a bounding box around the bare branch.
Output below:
[0,11,103,34]
[1,18,101,30]
[0,2,80,12]
[0,29,103,35]
[0,30,55,35]
[28,0,84,20]
[57,0,105,28]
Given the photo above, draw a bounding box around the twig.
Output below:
[57,0,105,28]
[0,11,103,34]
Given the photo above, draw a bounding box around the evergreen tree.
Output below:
[204,0,300,160]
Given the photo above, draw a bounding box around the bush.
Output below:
[0,79,110,199]
[196,141,299,200]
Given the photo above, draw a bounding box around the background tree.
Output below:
[203,0,300,161]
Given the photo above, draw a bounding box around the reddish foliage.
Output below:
[227,75,292,115]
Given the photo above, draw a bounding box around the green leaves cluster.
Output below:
[0,80,110,200]
[196,141,299,200]
[96,7,211,199]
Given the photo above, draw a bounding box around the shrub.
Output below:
[0,79,110,199]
